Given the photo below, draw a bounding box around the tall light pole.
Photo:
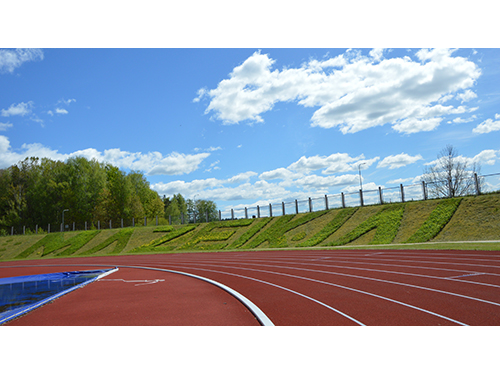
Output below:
[358,163,366,191]
[62,209,69,232]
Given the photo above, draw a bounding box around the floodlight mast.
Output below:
[358,163,366,191]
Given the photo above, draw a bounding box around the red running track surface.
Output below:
[2,248,500,326]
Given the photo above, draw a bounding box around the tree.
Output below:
[187,198,218,223]
[423,145,482,198]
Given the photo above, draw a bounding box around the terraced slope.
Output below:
[1,193,499,260]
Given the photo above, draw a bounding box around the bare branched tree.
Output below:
[423,145,482,198]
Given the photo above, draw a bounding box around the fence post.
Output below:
[269,203,273,217]
[98,221,100,230]
[206,211,209,222]
[156,215,158,226]
[309,197,313,212]
[422,181,427,200]
[48,224,50,234]
[257,205,260,218]
[121,218,123,228]
[379,187,383,204]
[85,221,87,231]
[282,202,285,216]
[23,225,25,235]
[73,222,75,231]
[231,209,234,220]
[400,184,405,203]
[60,223,63,232]
[36,224,38,234]
[181,213,184,224]
[132,217,135,227]
[359,190,364,207]
[341,192,346,208]
[245,207,248,219]
[325,195,329,210]
[218,210,221,221]
[295,199,299,214]
[144,217,147,226]
[448,179,453,198]
[11,226,13,235]
[474,173,481,195]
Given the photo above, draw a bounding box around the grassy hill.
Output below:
[1,193,500,261]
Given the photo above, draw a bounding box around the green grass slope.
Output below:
[1,193,500,261]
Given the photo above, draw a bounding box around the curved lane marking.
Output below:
[160,262,468,326]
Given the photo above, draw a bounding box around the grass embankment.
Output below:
[1,193,500,261]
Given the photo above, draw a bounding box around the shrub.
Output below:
[405,198,462,243]
[297,207,357,247]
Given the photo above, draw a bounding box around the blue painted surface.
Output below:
[0,269,115,324]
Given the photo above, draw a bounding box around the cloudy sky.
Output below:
[2,47,500,214]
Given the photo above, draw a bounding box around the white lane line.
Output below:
[195,260,500,309]
[276,254,500,270]
[446,273,486,279]
[132,263,365,326]
[98,278,165,286]
[141,262,466,326]
[204,257,500,289]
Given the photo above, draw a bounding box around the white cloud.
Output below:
[392,117,442,134]
[456,89,477,103]
[473,114,500,134]
[198,49,481,134]
[377,153,423,169]
[259,167,302,181]
[1,102,33,117]
[0,48,43,74]
[386,177,414,184]
[58,98,76,106]
[287,153,378,175]
[0,135,211,174]
[0,122,13,131]
[425,149,499,168]
[452,115,476,123]
[55,108,68,114]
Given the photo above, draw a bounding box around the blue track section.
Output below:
[0,268,116,324]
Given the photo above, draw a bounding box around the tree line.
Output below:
[0,156,218,234]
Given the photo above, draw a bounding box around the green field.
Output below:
[1,193,500,261]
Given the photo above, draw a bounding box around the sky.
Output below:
[1,47,500,214]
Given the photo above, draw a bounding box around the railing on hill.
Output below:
[3,172,500,236]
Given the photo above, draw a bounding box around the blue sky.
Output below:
[2,47,500,214]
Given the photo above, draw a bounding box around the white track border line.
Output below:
[116,265,275,326]
[132,263,365,326]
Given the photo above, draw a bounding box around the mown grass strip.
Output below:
[178,219,254,250]
[131,225,198,252]
[15,230,101,259]
[297,207,357,247]
[80,228,135,256]
[242,210,329,249]
[405,198,462,243]
[231,217,273,248]
[326,205,404,246]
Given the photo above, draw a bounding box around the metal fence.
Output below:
[4,172,500,236]
[218,172,499,220]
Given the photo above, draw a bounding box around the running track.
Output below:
[2,248,500,326]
